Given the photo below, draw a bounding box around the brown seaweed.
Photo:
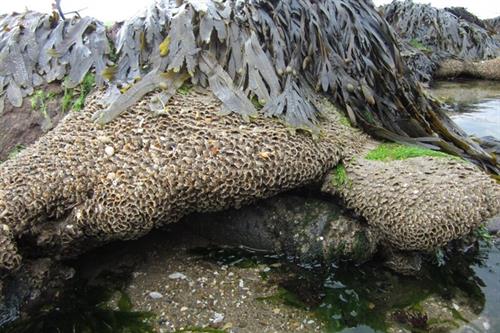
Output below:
[0,0,498,173]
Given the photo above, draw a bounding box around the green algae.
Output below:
[72,73,96,111]
[7,144,25,160]
[475,225,493,245]
[30,90,56,118]
[338,114,352,127]
[62,73,96,112]
[409,39,432,53]
[61,86,74,112]
[365,143,453,161]
[257,287,309,310]
[330,163,351,188]
[177,82,194,96]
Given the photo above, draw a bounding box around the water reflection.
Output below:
[431,80,500,138]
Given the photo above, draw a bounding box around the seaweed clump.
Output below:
[0,11,109,109]
[0,0,498,172]
[444,7,491,31]
[382,1,500,83]
[485,17,500,34]
[383,1,500,60]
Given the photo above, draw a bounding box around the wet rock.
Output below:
[0,83,65,162]
[0,258,75,325]
[148,291,163,299]
[487,214,500,234]
[185,194,380,264]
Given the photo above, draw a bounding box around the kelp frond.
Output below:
[382,1,500,83]
[485,17,500,34]
[383,0,500,61]
[0,11,109,108]
[0,0,498,173]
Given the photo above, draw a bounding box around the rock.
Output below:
[185,194,379,265]
[168,272,187,280]
[487,214,500,234]
[0,83,65,162]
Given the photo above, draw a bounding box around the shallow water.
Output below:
[187,241,500,333]
[3,230,500,333]
[431,80,500,138]
[197,240,500,333]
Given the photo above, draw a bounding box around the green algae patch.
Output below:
[409,39,432,53]
[31,90,56,117]
[257,287,309,310]
[72,73,96,111]
[62,73,96,112]
[338,113,352,127]
[7,144,26,160]
[177,82,194,96]
[365,143,452,162]
[331,163,350,188]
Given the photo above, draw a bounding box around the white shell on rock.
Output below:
[104,146,115,156]
[211,312,224,324]
[148,291,163,299]
[168,272,187,280]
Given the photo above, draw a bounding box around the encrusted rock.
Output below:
[435,58,500,81]
[322,152,500,251]
[0,90,346,272]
